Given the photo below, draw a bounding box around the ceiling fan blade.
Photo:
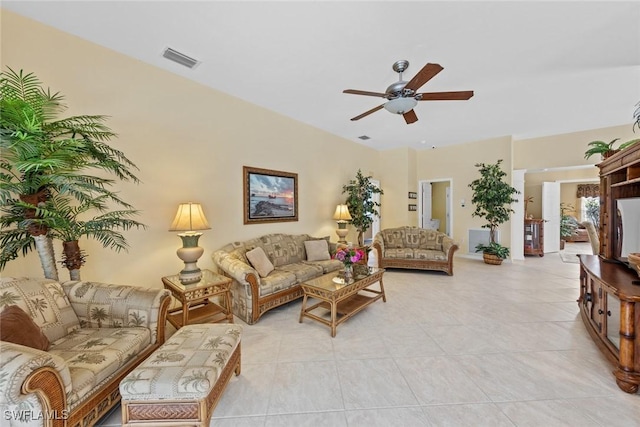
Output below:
[404,63,444,92]
[343,89,388,98]
[350,104,385,121]
[403,109,418,124]
[417,90,474,101]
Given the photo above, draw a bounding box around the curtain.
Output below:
[577,184,599,198]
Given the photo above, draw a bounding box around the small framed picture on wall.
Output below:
[408,192,417,199]
[408,204,417,211]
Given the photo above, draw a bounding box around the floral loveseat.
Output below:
[373,226,459,275]
[212,233,343,324]
[0,277,170,427]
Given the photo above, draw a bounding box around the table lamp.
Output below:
[333,204,352,244]
[169,202,211,284]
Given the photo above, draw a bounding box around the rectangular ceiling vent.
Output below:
[162,47,200,69]
[358,135,371,140]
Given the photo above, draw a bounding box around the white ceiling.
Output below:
[4,1,640,151]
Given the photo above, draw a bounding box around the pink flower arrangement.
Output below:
[334,247,365,266]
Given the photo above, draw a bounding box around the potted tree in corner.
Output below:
[342,169,383,247]
[469,160,519,265]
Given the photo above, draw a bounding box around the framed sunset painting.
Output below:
[243,166,298,224]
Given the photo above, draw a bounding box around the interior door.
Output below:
[421,181,432,228]
[542,181,561,253]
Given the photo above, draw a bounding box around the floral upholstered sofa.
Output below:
[373,226,459,275]
[212,233,343,324]
[0,277,170,427]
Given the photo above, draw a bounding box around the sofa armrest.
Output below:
[373,233,385,260]
[0,341,73,424]
[442,235,459,258]
[212,250,260,287]
[61,281,170,344]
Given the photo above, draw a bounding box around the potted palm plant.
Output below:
[26,193,146,280]
[0,67,142,279]
[468,160,519,265]
[560,202,577,250]
[584,138,640,160]
[342,169,383,247]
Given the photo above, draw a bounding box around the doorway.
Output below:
[418,179,452,235]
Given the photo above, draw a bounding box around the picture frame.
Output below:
[243,166,298,224]
[408,204,417,211]
[408,192,417,199]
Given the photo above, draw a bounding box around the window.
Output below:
[581,197,599,226]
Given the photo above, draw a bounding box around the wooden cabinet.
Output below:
[524,219,544,256]
[578,142,640,394]
[578,255,640,394]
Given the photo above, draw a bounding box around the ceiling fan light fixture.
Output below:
[384,97,418,115]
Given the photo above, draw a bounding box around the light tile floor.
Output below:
[97,249,640,426]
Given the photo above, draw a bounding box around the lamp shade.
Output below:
[169,202,211,232]
[384,97,418,114]
[333,204,352,221]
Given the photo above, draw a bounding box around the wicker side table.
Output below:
[162,269,233,328]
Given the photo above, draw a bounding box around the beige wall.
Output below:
[523,169,598,219]
[417,136,514,253]
[377,147,419,228]
[2,10,636,284]
[0,10,379,287]
[513,124,636,170]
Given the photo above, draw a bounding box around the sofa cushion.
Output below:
[49,326,151,406]
[0,277,81,343]
[246,246,275,278]
[304,259,344,274]
[382,229,406,249]
[0,305,50,351]
[257,234,306,267]
[404,227,424,249]
[277,262,324,282]
[423,229,443,250]
[258,270,298,297]
[304,239,331,261]
[383,248,415,259]
[414,248,447,261]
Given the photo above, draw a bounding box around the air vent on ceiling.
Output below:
[162,47,200,69]
[358,135,371,140]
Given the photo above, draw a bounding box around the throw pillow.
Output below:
[246,246,275,278]
[0,305,50,351]
[305,239,331,261]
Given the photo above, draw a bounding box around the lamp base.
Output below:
[176,234,205,285]
[335,228,349,244]
[179,268,202,285]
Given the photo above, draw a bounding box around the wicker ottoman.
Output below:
[119,323,242,426]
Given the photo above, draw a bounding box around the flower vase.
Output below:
[344,264,354,284]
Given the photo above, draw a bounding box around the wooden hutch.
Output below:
[524,218,544,256]
[577,141,640,394]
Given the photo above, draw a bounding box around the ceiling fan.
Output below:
[343,60,474,124]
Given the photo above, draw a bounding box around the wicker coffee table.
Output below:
[299,266,386,337]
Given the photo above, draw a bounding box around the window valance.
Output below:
[577,184,599,198]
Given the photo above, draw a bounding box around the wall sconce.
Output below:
[169,202,211,284]
[333,204,352,244]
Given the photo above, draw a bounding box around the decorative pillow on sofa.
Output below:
[246,246,275,278]
[0,277,80,343]
[0,305,50,351]
[304,239,331,261]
